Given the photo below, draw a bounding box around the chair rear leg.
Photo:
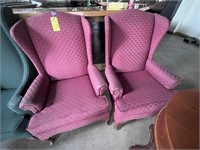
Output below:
[47,137,55,146]
[42,135,59,145]
[114,122,123,130]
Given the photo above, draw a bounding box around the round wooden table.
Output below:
[129,89,199,150]
[154,89,199,149]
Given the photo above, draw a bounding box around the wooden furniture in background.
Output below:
[12,8,121,18]
[130,89,199,149]
[11,7,121,67]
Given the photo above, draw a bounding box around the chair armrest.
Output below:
[7,95,31,115]
[7,53,37,116]
[145,59,181,89]
[105,65,123,99]
[19,74,50,114]
[88,64,108,96]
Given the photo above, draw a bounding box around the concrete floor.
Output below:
[1,33,199,150]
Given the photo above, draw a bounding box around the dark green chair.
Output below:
[0,6,36,140]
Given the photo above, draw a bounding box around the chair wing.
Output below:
[81,16,108,96]
[105,9,181,126]
[148,13,170,59]
[10,12,109,140]
[10,20,50,114]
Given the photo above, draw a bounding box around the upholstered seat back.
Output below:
[25,13,88,80]
[1,27,23,89]
[106,9,168,73]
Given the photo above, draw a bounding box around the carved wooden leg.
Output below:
[47,137,55,146]
[105,119,110,125]
[43,135,57,146]
[129,124,156,150]
[114,122,123,130]
[28,135,57,145]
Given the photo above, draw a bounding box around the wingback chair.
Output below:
[10,12,109,140]
[104,9,181,128]
[1,7,36,140]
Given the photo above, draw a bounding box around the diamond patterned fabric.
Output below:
[81,17,93,63]
[109,9,154,72]
[25,12,88,80]
[105,9,181,124]
[10,20,50,113]
[116,71,174,113]
[81,17,108,96]
[28,75,109,140]
[10,12,109,140]
[146,59,181,89]
[148,13,170,59]
[88,64,108,96]
[105,65,123,99]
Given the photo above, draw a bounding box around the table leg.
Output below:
[129,124,156,150]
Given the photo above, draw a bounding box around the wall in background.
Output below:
[170,0,200,39]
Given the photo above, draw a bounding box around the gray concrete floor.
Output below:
[1,33,199,150]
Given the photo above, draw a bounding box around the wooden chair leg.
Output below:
[43,135,58,146]
[114,122,123,130]
[28,135,58,145]
[105,119,111,125]
[47,137,55,146]
[129,124,156,150]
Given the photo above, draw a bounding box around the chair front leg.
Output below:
[114,122,123,130]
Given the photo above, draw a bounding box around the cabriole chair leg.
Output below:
[47,137,55,146]
[105,118,112,125]
[43,135,57,146]
[114,122,123,130]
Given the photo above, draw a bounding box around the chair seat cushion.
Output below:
[1,89,24,134]
[27,75,109,139]
[116,70,175,113]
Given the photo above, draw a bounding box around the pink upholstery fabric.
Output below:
[10,20,50,113]
[88,65,108,96]
[105,65,123,99]
[105,9,181,124]
[146,59,181,89]
[81,17,108,96]
[105,16,111,65]
[28,75,109,140]
[81,17,93,64]
[25,13,88,80]
[10,12,109,140]
[32,112,109,140]
[107,9,154,72]
[148,14,169,59]
[114,71,175,123]
[105,17,124,99]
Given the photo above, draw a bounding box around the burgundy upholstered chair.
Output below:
[104,9,181,128]
[10,12,109,140]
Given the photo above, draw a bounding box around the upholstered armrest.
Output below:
[105,65,123,99]
[19,74,50,114]
[88,64,108,96]
[145,59,181,89]
[8,95,29,115]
